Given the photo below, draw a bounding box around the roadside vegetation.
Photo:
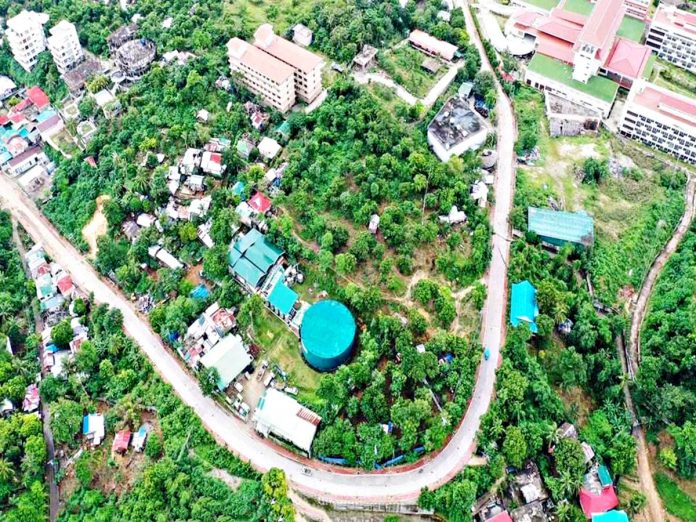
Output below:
[0,212,48,521]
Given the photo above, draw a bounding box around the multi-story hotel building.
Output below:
[47,20,84,74]
[619,79,696,165]
[227,38,296,113]
[253,24,324,104]
[6,10,49,72]
[646,5,696,74]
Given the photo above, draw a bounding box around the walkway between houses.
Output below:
[12,219,60,522]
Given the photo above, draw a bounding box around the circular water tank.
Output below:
[300,300,356,371]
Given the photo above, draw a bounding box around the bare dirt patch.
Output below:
[82,195,111,259]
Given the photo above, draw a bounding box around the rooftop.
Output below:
[575,0,624,50]
[199,334,252,390]
[527,53,619,103]
[229,228,283,288]
[528,207,595,245]
[254,388,321,453]
[253,24,323,73]
[604,38,652,79]
[227,37,295,84]
[510,281,539,333]
[629,79,696,128]
[652,5,696,37]
[428,95,483,150]
[63,59,102,92]
[408,30,458,61]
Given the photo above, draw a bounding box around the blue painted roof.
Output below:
[598,464,613,487]
[229,229,284,289]
[510,281,539,333]
[190,284,210,299]
[36,109,57,123]
[82,415,89,434]
[592,511,629,522]
[268,281,298,315]
[232,181,247,200]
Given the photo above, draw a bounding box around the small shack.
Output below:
[112,430,131,454]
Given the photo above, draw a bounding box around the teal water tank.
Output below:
[300,300,356,371]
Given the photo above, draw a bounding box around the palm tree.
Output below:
[0,458,14,482]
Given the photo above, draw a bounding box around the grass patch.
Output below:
[252,308,321,399]
[654,472,696,522]
[378,46,446,98]
[521,0,560,10]
[527,54,618,103]
[224,0,315,34]
[618,15,647,42]
[564,0,593,15]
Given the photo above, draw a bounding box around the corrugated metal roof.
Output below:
[510,281,539,333]
[268,280,298,315]
[528,207,595,246]
[200,334,252,390]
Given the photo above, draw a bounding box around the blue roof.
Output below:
[510,281,539,333]
[592,511,629,522]
[598,464,613,487]
[268,281,298,315]
[190,284,210,300]
[301,300,356,370]
[82,415,89,434]
[229,229,284,289]
[528,207,595,246]
[36,109,57,123]
[232,181,247,200]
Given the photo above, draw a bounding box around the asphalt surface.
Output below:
[0,2,517,503]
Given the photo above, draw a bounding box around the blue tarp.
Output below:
[190,284,210,300]
[510,281,539,333]
[592,511,629,522]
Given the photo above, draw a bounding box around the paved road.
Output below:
[0,2,517,504]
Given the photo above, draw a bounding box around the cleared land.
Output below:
[377,46,447,98]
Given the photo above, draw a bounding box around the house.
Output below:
[352,45,378,71]
[253,388,321,455]
[228,228,284,290]
[198,221,214,248]
[471,181,489,208]
[37,113,64,141]
[181,147,202,175]
[83,413,106,446]
[55,274,74,297]
[369,214,380,234]
[22,384,40,413]
[136,213,157,229]
[201,150,225,176]
[507,461,551,521]
[528,207,595,247]
[186,174,205,192]
[248,192,272,215]
[93,89,121,118]
[183,302,236,365]
[408,30,458,61]
[112,430,131,454]
[510,281,539,333]
[76,119,97,146]
[0,76,17,100]
[439,205,467,225]
[267,277,299,319]
[132,424,150,451]
[62,59,102,94]
[292,24,313,47]
[236,135,255,159]
[196,109,210,122]
[580,464,619,518]
[188,196,212,219]
[107,24,137,52]
[5,146,49,177]
[428,95,488,162]
[258,137,281,161]
[122,220,140,242]
[0,399,14,416]
[199,334,253,391]
[148,245,184,270]
[592,511,629,522]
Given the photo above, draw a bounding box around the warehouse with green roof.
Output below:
[300,300,356,371]
[528,207,595,247]
[228,229,284,290]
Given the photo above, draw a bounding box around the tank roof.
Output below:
[300,300,356,360]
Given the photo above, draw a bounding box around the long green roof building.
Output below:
[228,228,284,289]
[528,207,595,247]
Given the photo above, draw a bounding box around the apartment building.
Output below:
[646,5,696,74]
[253,24,324,103]
[47,20,83,74]
[623,0,650,21]
[619,79,696,165]
[6,10,49,72]
[227,38,296,113]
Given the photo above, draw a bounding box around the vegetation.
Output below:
[0,212,48,521]
[654,472,696,522]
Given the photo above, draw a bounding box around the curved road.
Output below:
[0,4,517,505]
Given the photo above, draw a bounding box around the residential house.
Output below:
[201,150,225,175]
[112,430,131,454]
[22,384,40,413]
[258,137,281,161]
[132,424,150,451]
[199,334,253,391]
[148,245,184,270]
[408,30,458,61]
[228,228,284,290]
[83,413,106,446]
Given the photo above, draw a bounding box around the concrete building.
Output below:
[6,10,49,72]
[292,24,313,47]
[646,6,696,73]
[115,39,156,80]
[227,37,296,113]
[427,95,488,162]
[253,388,321,454]
[619,79,696,165]
[253,24,324,103]
[47,20,83,74]
[624,0,650,21]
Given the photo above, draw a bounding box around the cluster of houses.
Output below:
[474,423,629,522]
[0,83,62,196]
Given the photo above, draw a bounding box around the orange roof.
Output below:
[632,81,696,127]
[576,0,624,51]
[227,37,295,84]
[253,24,323,73]
[537,16,583,43]
[604,38,652,80]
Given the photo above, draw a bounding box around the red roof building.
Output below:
[112,430,131,454]
[249,192,272,214]
[603,38,653,87]
[56,275,74,296]
[487,511,514,522]
[579,487,619,519]
[26,86,50,110]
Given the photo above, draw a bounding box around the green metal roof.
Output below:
[598,464,613,487]
[200,335,253,390]
[528,207,595,246]
[231,257,265,288]
[229,229,284,289]
[268,281,298,316]
[527,54,619,104]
